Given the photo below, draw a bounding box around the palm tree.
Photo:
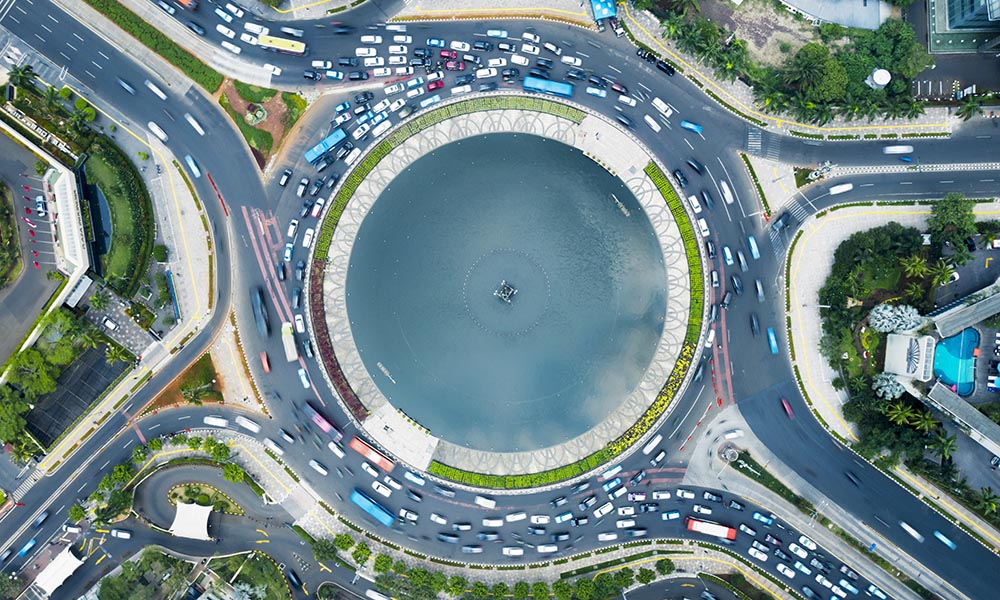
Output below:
[905,281,925,303]
[885,100,907,120]
[905,101,926,120]
[78,328,102,351]
[912,410,938,434]
[979,487,1000,516]
[68,109,88,133]
[956,96,983,121]
[89,292,108,310]
[929,260,955,288]
[900,255,928,278]
[783,52,824,91]
[667,0,701,16]
[885,401,915,426]
[43,86,60,111]
[104,345,128,365]
[930,433,957,468]
[10,439,35,464]
[7,64,36,88]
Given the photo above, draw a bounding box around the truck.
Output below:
[281,322,298,362]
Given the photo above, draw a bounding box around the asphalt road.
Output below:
[3,2,1000,598]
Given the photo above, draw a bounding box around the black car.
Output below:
[965,236,977,252]
[316,155,335,172]
[348,71,369,81]
[636,48,653,61]
[629,470,646,485]
[473,40,493,51]
[406,489,422,502]
[774,548,791,562]
[571,481,590,494]
[454,73,474,85]
[656,60,676,76]
[276,263,285,282]
[639,503,659,513]
[765,533,782,545]
[527,68,550,80]
[437,532,460,543]
[339,56,359,67]
[478,82,498,92]
[303,70,322,81]
[700,189,715,209]
[498,42,516,53]
[186,21,205,36]
[336,142,355,160]
[528,526,546,536]
[326,173,341,189]
[845,471,861,486]
[477,531,500,541]
[551,532,570,542]
[772,212,792,232]
[291,287,302,309]
[332,23,354,34]
[703,490,723,502]
[673,169,688,188]
[731,274,743,295]
[686,158,704,174]
[409,58,427,67]
[286,570,302,589]
[354,91,375,104]
[308,178,324,196]
[413,47,431,58]
[587,75,606,87]
[435,484,456,498]
[570,517,588,527]
[295,260,306,281]
[750,313,760,336]
[706,240,717,258]
[616,115,633,129]
[501,67,520,80]
[550,496,568,508]
[566,69,587,81]
[536,57,554,69]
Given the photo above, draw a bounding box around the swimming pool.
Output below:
[934,327,979,397]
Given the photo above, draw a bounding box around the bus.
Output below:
[258,35,307,56]
[304,128,347,164]
[304,402,343,442]
[685,517,737,540]
[350,489,395,527]
[522,76,573,98]
[348,437,396,473]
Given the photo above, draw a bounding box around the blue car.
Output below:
[334,101,351,114]
[933,530,957,549]
[426,37,446,48]
[601,477,622,493]
[752,511,774,525]
[767,327,779,355]
[679,120,703,134]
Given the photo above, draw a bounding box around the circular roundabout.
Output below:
[309,95,704,488]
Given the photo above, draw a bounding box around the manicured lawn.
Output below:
[233,81,277,104]
[211,552,290,600]
[0,183,21,289]
[85,151,138,285]
[219,92,273,156]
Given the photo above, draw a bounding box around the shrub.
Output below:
[153,244,168,262]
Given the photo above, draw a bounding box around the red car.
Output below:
[427,80,444,91]
[780,397,794,419]
[439,49,457,59]
[445,60,465,71]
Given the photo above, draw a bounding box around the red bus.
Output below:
[304,402,343,442]
[348,437,395,473]
[685,517,737,540]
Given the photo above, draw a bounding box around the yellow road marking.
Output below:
[256,529,268,537]
[95,528,109,534]
[95,553,106,565]
[318,562,332,573]
[987,257,993,269]
[255,539,270,544]
[895,467,1000,549]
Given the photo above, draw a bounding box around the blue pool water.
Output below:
[934,327,979,397]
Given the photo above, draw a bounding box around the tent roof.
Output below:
[35,546,83,596]
[169,502,213,541]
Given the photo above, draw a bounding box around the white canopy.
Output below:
[35,546,83,596]
[168,502,213,541]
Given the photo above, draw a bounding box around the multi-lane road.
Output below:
[3,1,1000,598]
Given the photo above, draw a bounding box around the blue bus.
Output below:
[350,489,395,527]
[304,128,347,164]
[522,76,573,98]
[767,327,779,355]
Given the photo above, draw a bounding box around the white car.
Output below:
[244,23,269,35]
[530,515,550,524]
[394,66,414,76]
[310,198,326,219]
[815,574,832,589]
[510,54,529,66]
[794,561,812,575]
[777,564,796,579]
[693,504,712,515]
[521,43,540,55]
[430,513,448,525]
[560,55,582,66]
[297,368,310,389]
[798,535,818,551]
[360,35,382,44]
[364,56,385,67]
[593,502,614,519]
[372,480,392,498]
[388,45,408,55]
[361,462,379,477]
[301,228,315,248]
[384,476,403,490]
[220,41,241,55]
[389,98,406,112]
[216,24,235,39]
[309,459,329,476]
[788,542,808,559]
[748,548,768,562]
[399,508,419,521]
[427,70,445,81]
[501,546,524,556]
[286,219,299,238]
[372,67,392,78]
[676,489,695,500]
[521,32,540,44]
[372,99,391,113]
[263,63,282,76]
[597,532,618,542]
[475,67,497,80]
[487,57,507,68]
[406,86,425,99]
[616,519,635,529]
[393,35,413,44]
[388,55,407,65]
[617,506,635,517]
[294,314,305,333]
[651,490,671,500]
[617,95,637,107]
[385,83,406,96]
[239,33,258,45]
[334,112,352,126]
[224,2,244,17]
[355,47,377,57]
[450,40,471,52]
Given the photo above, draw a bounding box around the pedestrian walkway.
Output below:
[393,0,594,26]
[684,406,952,600]
[620,3,952,137]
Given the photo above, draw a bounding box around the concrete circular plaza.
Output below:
[316,95,697,480]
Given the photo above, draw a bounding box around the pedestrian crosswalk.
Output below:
[11,468,42,501]
[746,127,762,155]
[0,0,18,24]
[763,132,781,161]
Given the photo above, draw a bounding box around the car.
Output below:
[428,80,444,91]
[777,563,796,579]
[473,40,494,51]
[371,480,392,498]
[617,506,635,517]
[535,57,554,70]
[405,86,425,99]
[487,28,508,38]
[373,67,392,77]
[554,511,573,524]
[597,532,618,542]
[601,478,621,493]
[571,516,589,527]
[333,112,353,126]
[530,514,550,525]
[579,495,598,511]
[294,314,306,333]
[933,530,957,549]
[737,250,749,273]
[528,526,546,536]
[527,67,550,80]
[437,532,460,544]
[283,243,294,263]
[693,504,712,515]
[450,41,471,52]
[809,557,829,573]
[788,542,808,559]
[616,519,636,529]
[186,21,206,35]
[609,82,628,95]
[629,470,646,486]
[703,491,723,502]
[551,532,570,542]
[774,547,792,562]
[748,547,768,562]
[738,523,756,536]
[838,565,859,581]
[753,512,774,525]
[794,560,813,575]
[661,510,681,520]
[308,178,324,196]
[477,531,500,541]
[627,492,646,502]
[349,71,370,81]
[476,67,497,80]
[673,169,688,188]
[427,37,446,48]
[727,499,745,511]
[521,43,540,55]
[677,489,695,500]
[636,48,655,61]
[798,535,817,550]
[455,74,475,85]
[560,55,582,67]
[389,45,408,55]
[295,260,306,281]
[498,41,516,53]
[680,120,703,134]
[651,490,671,500]
[625,527,647,538]
[429,513,448,525]
[844,471,861,486]
[755,279,764,302]
[445,60,465,71]
[216,24,236,39]
[720,291,732,310]
[640,503,659,513]
[616,114,634,128]
[551,496,568,508]
[650,450,666,466]
[765,533,782,546]
[867,585,888,599]
[296,177,309,197]
[656,60,676,75]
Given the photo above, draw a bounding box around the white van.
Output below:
[643,114,662,132]
[403,471,426,486]
[419,94,441,108]
[829,183,854,195]
[642,434,663,455]
[601,464,623,480]
[537,544,558,554]
[501,546,524,556]
[263,438,284,456]
[687,194,703,214]
[882,145,913,154]
[361,35,383,44]
[697,218,710,238]
[344,147,362,166]
[309,459,329,476]
[372,120,392,138]
[474,495,497,509]
[482,517,504,527]
[110,528,132,539]
[63,524,82,534]
[147,121,168,142]
[234,415,260,433]
[505,511,527,523]
[719,180,735,204]
[705,328,716,349]
[203,416,229,428]
[651,97,673,118]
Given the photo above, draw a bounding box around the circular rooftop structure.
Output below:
[312,95,701,487]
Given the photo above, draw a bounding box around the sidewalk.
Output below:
[393,0,594,25]
[685,405,955,600]
[620,3,953,137]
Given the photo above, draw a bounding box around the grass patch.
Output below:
[233,81,277,104]
[794,167,814,188]
[790,130,824,140]
[738,153,769,217]
[168,483,243,515]
[174,352,222,404]
[731,451,814,513]
[281,92,308,128]
[0,183,21,289]
[81,0,222,91]
[210,552,290,600]
[219,91,274,156]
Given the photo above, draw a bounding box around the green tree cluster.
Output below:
[928,192,976,247]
